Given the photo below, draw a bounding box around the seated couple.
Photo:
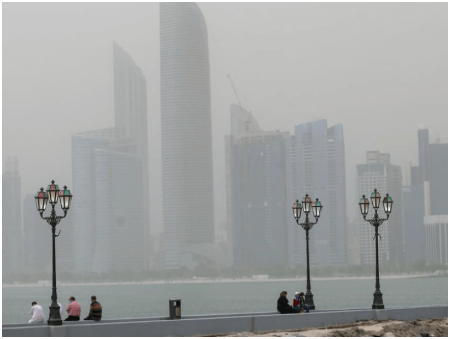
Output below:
[277,291,309,314]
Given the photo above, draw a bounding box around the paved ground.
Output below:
[210,318,447,337]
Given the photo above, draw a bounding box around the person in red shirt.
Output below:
[293,292,305,312]
[293,292,300,307]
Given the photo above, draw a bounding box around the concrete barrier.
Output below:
[3,305,447,337]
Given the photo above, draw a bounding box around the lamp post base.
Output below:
[372,291,384,309]
[48,305,63,326]
[305,292,315,310]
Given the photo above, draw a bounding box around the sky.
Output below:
[3,2,448,235]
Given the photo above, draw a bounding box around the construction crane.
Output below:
[227,74,252,132]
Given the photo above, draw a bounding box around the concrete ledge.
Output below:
[3,305,448,337]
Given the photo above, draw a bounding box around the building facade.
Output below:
[403,127,448,265]
[291,119,347,266]
[23,194,51,273]
[225,105,289,268]
[71,43,148,274]
[356,151,404,266]
[424,215,448,265]
[160,3,215,269]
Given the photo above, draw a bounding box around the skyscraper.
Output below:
[357,151,404,265]
[23,194,51,273]
[404,127,448,264]
[160,3,215,269]
[72,42,148,273]
[428,141,448,216]
[402,181,425,263]
[225,105,289,267]
[2,156,22,281]
[292,119,347,266]
[424,215,447,264]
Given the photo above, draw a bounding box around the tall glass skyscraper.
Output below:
[357,151,404,265]
[160,3,215,269]
[72,43,148,273]
[225,105,290,268]
[292,119,347,266]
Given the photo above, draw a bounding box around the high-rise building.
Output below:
[23,194,52,273]
[23,182,74,275]
[404,127,448,264]
[225,105,289,267]
[424,215,448,264]
[292,119,347,266]
[418,126,429,183]
[356,151,404,265]
[428,141,448,216]
[71,42,148,273]
[419,128,448,265]
[402,181,425,263]
[160,3,215,269]
[2,156,22,281]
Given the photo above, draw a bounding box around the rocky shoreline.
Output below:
[217,318,448,337]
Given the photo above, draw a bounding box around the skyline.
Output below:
[3,2,447,238]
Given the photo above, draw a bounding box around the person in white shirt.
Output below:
[58,301,65,319]
[28,301,45,323]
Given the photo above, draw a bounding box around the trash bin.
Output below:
[169,299,181,319]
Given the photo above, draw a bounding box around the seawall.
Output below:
[3,305,447,337]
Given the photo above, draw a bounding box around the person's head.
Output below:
[31,301,37,306]
[68,296,75,303]
[280,291,288,297]
[299,292,305,298]
[91,295,97,302]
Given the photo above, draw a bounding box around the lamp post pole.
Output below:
[35,181,73,326]
[292,194,323,311]
[359,189,393,310]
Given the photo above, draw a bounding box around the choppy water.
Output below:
[3,276,447,324]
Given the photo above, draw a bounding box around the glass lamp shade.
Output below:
[302,194,312,213]
[371,189,381,209]
[292,200,302,221]
[359,196,369,215]
[382,194,393,214]
[35,188,49,212]
[46,180,60,204]
[312,199,323,218]
[59,186,73,211]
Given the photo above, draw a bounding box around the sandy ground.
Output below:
[214,318,448,337]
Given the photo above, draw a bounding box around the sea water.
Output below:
[2,276,447,324]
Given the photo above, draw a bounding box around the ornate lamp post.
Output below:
[292,194,323,310]
[35,180,73,326]
[359,188,393,309]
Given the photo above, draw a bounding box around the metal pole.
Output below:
[372,221,384,309]
[304,225,315,310]
[48,205,62,326]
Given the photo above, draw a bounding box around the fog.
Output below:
[3,2,447,282]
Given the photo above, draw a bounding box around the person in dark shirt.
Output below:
[83,295,102,321]
[277,291,301,314]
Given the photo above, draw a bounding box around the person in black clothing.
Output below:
[277,291,301,314]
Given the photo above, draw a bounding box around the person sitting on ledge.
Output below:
[83,295,102,321]
[293,292,306,312]
[277,291,301,314]
[29,301,45,323]
[65,296,81,321]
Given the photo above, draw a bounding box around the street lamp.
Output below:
[359,188,393,310]
[35,180,72,326]
[292,194,323,310]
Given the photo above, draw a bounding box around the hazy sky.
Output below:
[3,2,447,234]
